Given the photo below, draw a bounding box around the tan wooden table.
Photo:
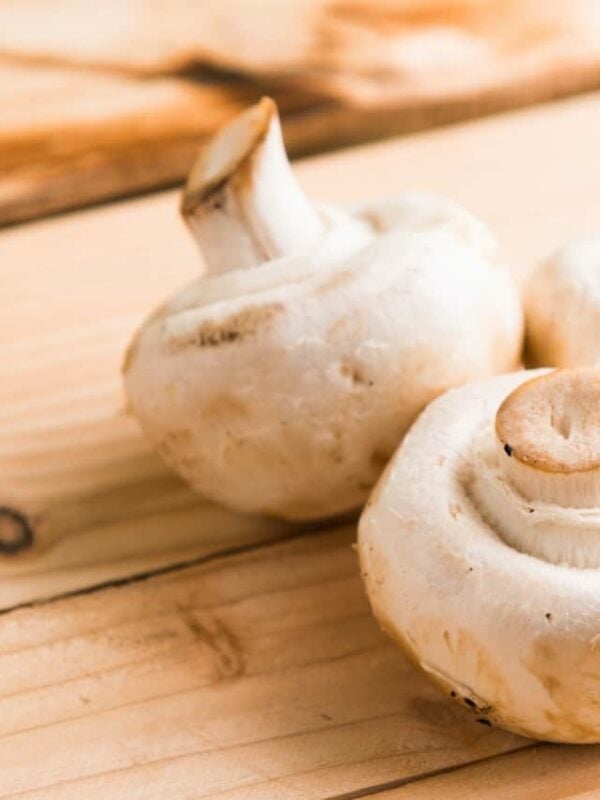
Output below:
[1,93,600,798]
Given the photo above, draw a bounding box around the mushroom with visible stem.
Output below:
[526,235,600,367]
[181,97,331,274]
[124,97,523,521]
[359,367,600,742]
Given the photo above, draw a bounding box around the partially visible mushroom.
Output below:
[526,236,600,367]
[359,367,600,742]
[124,97,523,521]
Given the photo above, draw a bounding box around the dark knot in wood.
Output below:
[0,507,34,554]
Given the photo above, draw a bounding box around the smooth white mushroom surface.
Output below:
[526,235,600,367]
[124,97,523,521]
[359,367,600,743]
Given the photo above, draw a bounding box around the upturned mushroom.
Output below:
[526,235,600,367]
[359,367,600,742]
[123,97,523,521]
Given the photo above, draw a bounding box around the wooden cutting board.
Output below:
[0,60,336,228]
[2,0,600,104]
[1,94,600,798]
[5,54,599,233]
[3,0,600,229]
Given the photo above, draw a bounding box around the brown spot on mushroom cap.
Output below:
[317,270,355,294]
[443,627,506,702]
[203,394,249,421]
[327,313,366,346]
[169,302,284,351]
[369,599,505,727]
[327,316,350,343]
[157,429,193,461]
[325,425,346,465]
[522,636,600,741]
[339,360,367,386]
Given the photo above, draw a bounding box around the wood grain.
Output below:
[0,527,525,799]
[376,744,600,798]
[1,93,599,609]
[1,0,599,105]
[1,95,600,798]
[2,1,600,227]
[0,188,291,609]
[0,60,329,227]
[293,0,600,105]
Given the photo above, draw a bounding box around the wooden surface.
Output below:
[1,93,600,610]
[0,529,527,798]
[376,744,600,798]
[1,0,600,103]
[0,184,291,609]
[2,0,600,227]
[1,94,600,796]
[4,57,599,233]
[0,59,329,228]
[0,61,252,227]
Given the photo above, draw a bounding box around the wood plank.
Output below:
[375,744,600,799]
[0,60,253,227]
[1,0,599,105]
[2,2,600,227]
[0,93,599,609]
[0,187,292,609]
[0,527,525,799]
[0,60,328,227]
[290,0,600,106]
[299,92,600,273]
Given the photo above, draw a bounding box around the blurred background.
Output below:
[3,0,600,228]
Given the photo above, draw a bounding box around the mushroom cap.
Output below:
[526,236,600,367]
[359,368,600,743]
[124,193,522,520]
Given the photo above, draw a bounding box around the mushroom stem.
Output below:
[495,369,600,508]
[472,369,600,567]
[181,97,327,275]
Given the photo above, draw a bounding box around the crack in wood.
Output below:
[322,743,537,800]
[0,523,353,618]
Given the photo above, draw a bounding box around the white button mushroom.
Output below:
[526,236,600,367]
[359,367,600,742]
[123,97,523,521]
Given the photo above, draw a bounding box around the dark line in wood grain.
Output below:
[0,649,390,750]
[322,743,538,800]
[189,742,537,800]
[0,728,533,799]
[0,518,357,617]
[0,688,393,750]
[0,711,433,796]
[0,567,361,663]
[0,506,34,554]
